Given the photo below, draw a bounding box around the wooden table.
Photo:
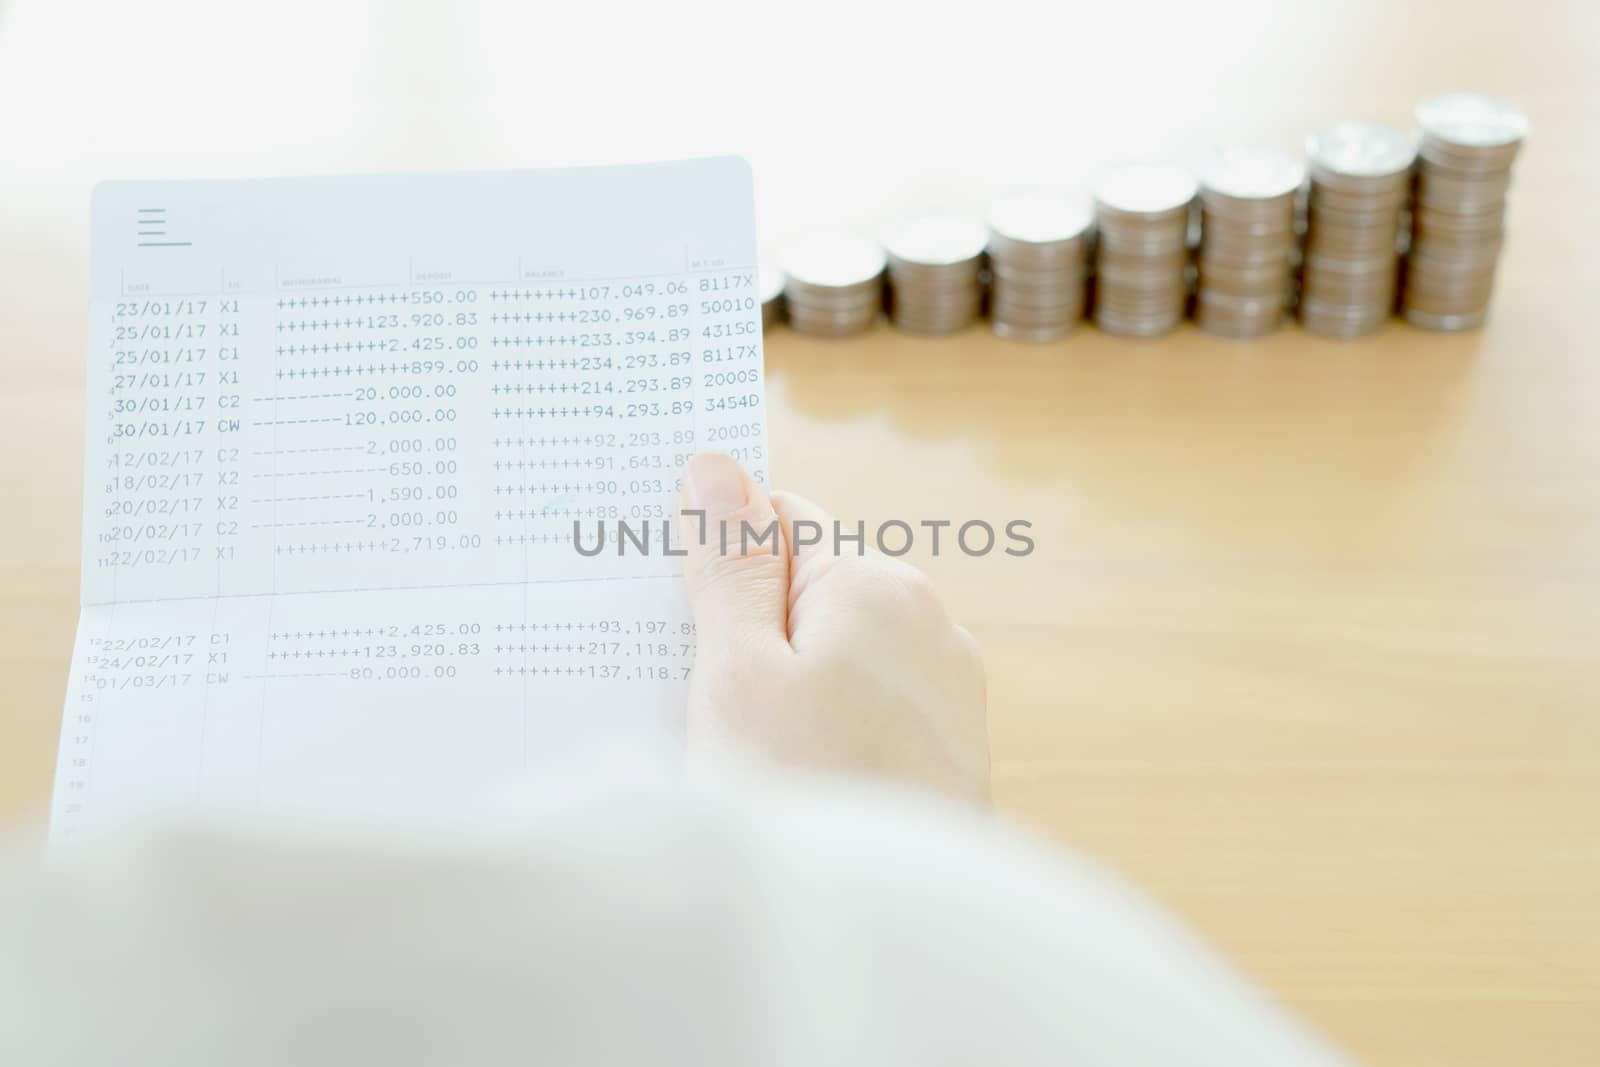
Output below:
[2,2,1596,1063]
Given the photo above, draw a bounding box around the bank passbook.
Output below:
[53,158,767,838]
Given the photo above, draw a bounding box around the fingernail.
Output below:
[684,453,748,516]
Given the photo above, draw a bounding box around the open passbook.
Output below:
[53,158,767,838]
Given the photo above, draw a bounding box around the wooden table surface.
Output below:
[2,2,1597,1064]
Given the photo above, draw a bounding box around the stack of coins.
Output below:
[1194,147,1304,339]
[1091,163,1196,337]
[1300,122,1415,338]
[1402,93,1528,331]
[985,194,1092,342]
[882,215,989,335]
[759,256,784,328]
[778,232,886,339]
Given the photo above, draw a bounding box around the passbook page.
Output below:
[52,158,767,839]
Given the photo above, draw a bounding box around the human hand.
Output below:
[677,452,989,804]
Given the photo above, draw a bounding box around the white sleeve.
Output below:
[0,764,1354,1067]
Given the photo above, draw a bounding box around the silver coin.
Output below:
[787,308,880,331]
[1304,249,1399,274]
[1416,164,1512,199]
[1308,183,1409,213]
[1404,305,1488,331]
[1304,234,1399,259]
[892,315,979,336]
[1196,299,1285,325]
[1410,235,1506,267]
[1198,259,1293,290]
[1197,312,1282,340]
[1096,214,1192,240]
[1415,93,1528,151]
[1094,290,1188,317]
[988,193,1094,245]
[784,300,883,326]
[1203,303,1286,337]
[990,279,1085,304]
[1402,288,1495,315]
[890,286,984,306]
[990,285,1084,310]
[1407,240,1504,268]
[1299,286,1380,310]
[1096,258,1188,286]
[1095,232,1190,260]
[1093,162,1197,218]
[1414,193,1509,219]
[1300,289,1394,311]
[1194,288,1285,315]
[1201,193,1298,222]
[1415,200,1509,226]
[1093,295,1190,320]
[881,214,989,268]
[992,299,1084,321]
[1202,236,1295,261]
[1401,286,1496,312]
[990,261,1086,286]
[1307,204,1405,232]
[989,238,1087,273]
[990,240,1086,272]
[1299,303,1390,338]
[1413,190,1507,216]
[1301,317,1386,340]
[1198,145,1306,202]
[1305,289,1395,310]
[1298,294,1391,319]
[887,266,984,293]
[1403,292,1494,315]
[989,300,1084,325]
[780,232,886,290]
[1300,270,1397,296]
[1403,268,1497,294]
[991,281,1085,305]
[1416,139,1518,176]
[1412,207,1505,236]
[1408,248,1504,275]
[991,294,1085,316]
[1301,270,1397,295]
[891,295,983,319]
[1094,306,1185,338]
[782,286,883,313]
[1307,122,1417,181]
[1201,231,1297,259]
[1201,208,1297,237]
[1097,241,1190,269]
[1093,276,1189,300]
[1405,253,1500,279]
[992,319,1075,343]
[1301,267,1396,289]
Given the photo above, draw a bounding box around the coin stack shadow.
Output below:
[1195,148,1304,339]
[1091,164,1196,338]
[778,233,886,339]
[759,256,785,330]
[883,216,989,335]
[985,195,1092,342]
[1300,123,1416,338]
[1402,93,1528,331]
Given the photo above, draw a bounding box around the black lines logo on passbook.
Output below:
[136,206,191,248]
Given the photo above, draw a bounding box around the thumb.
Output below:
[678,452,791,655]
